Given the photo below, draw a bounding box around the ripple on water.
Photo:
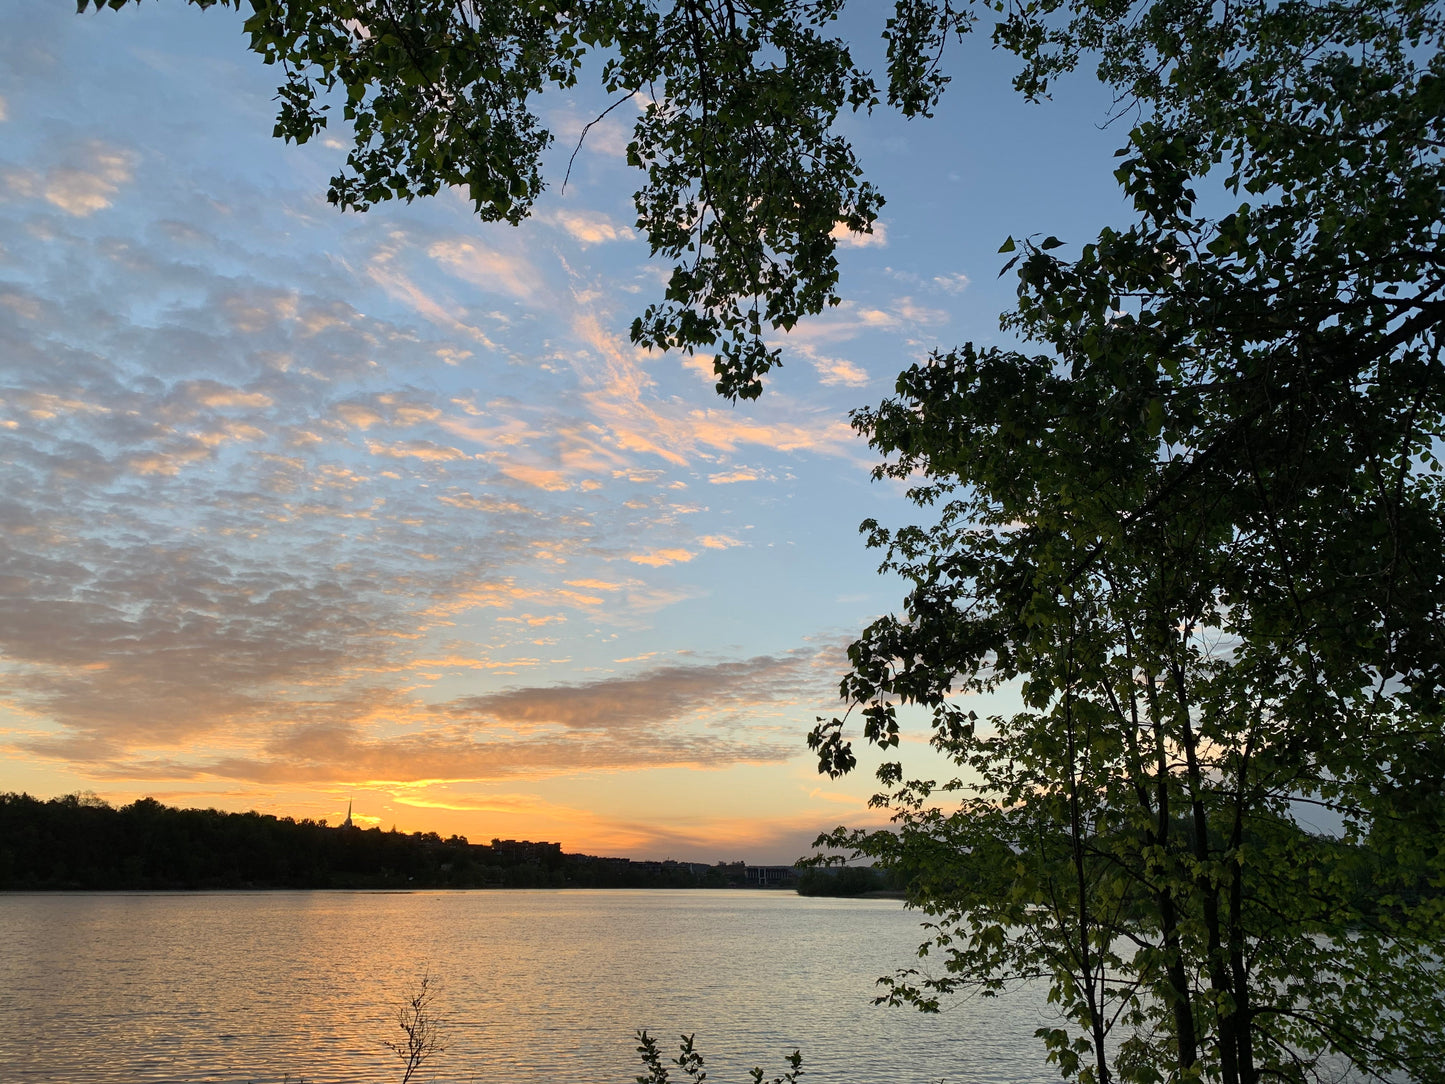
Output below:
[0,890,1059,1083]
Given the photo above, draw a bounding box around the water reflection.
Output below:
[0,890,1058,1083]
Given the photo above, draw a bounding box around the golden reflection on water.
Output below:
[1,890,1053,1083]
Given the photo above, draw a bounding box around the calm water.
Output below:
[0,890,1060,1083]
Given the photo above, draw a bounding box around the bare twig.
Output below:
[563,91,636,193]
[382,974,444,1084]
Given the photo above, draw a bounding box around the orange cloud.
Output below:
[365,439,470,462]
[565,578,625,592]
[364,237,498,344]
[500,463,572,491]
[552,210,636,245]
[428,238,544,300]
[8,140,137,217]
[809,354,870,388]
[628,548,695,567]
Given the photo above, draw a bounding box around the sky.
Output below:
[0,0,1129,863]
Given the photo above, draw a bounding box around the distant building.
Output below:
[744,864,800,887]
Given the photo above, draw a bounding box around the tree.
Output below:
[80,0,971,399]
[73,0,1445,1079]
[804,0,1445,1081]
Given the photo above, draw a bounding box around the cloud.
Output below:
[10,390,110,420]
[707,468,764,484]
[428,238,544,300]
[127,444,214,476]
[552,210,635,245]
[0,19,887,823]
[447,651,826,731]
[885,268,971,294]
[1,540,412,758]
[808,353,870,388]
[628,547,695,567]
[0,208,650,775]
[500,463,572,491]
[565,578,624,592]
[366,439,471,463]
[683,412,855,456]
[680,354,718,384]
[776,302,898,347]
[495,613,565,627]
[177,723,789,786]
[893,296,950,325]
[46,644,847,786]
[362,236,499,343]
[774,297,953,354]
[181,382,274,411]
[337,403,386,429]
[552,113,632,159]
[6,140,137,217]
[830,220,887,248]
[567,314,859,468]
[337,394,440,431]
[617,582,702,616]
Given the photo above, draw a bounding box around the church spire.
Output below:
[343,799,354,829]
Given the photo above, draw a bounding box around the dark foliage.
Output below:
[794,865,894,897]
[0,793,732,891]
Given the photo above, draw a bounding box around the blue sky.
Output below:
[0,0,1128,862]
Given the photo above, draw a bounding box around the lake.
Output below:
[0,890,1059,1083]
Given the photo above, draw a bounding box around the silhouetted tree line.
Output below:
[794,865,899,897]
[0,793,748,891]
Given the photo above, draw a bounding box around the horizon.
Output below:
[5,790,823,868]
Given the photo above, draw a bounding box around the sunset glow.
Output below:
[1,0,1121,862]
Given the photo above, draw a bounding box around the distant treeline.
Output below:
[795,865,900,897]
[0,793,758,891]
